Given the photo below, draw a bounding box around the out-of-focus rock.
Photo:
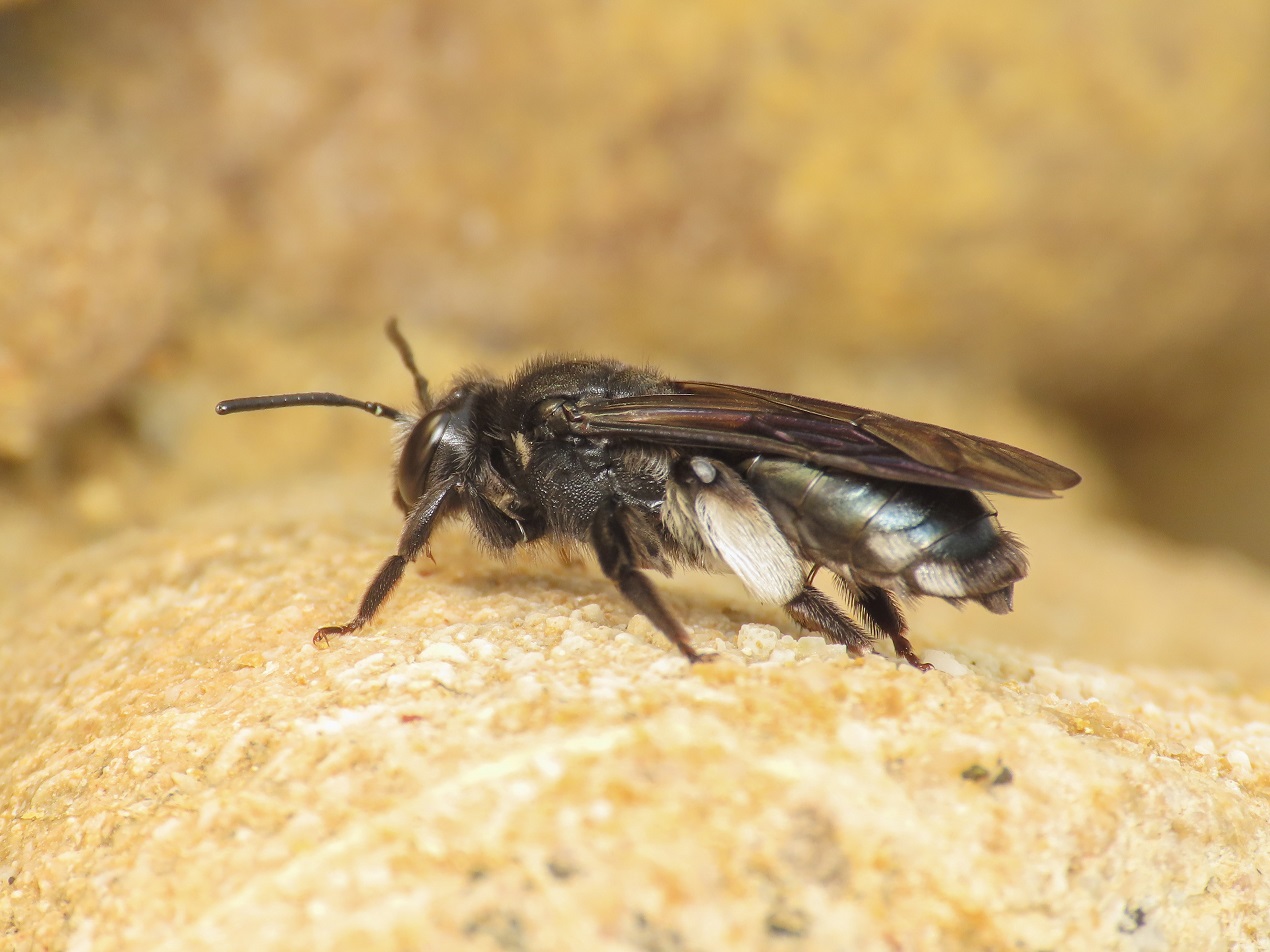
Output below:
[0,0,211,461]
[177,0,1270,394]
[0,115,181,459]
[2,483,1270,949]
[2,0,1268,558]
[1087,326,1270,566]
[185,0,1270,562]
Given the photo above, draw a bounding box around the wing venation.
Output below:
[571,380,1080,498]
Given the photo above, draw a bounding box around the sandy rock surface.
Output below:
[4,478,1270,950]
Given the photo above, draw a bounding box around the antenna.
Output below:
[385,318,432,411]
[215,392,404,421]
[216,320,430,420]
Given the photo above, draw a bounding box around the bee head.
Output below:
[392,388,481,511]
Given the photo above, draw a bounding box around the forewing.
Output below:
[572,381,1081,498]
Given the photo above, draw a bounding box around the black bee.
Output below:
[217,322,1079,667]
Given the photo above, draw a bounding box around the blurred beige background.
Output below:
[1,0,1268,596]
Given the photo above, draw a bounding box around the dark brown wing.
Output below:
[571,380,1081,498]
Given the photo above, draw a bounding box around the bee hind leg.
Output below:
[782,586,875,658]
[841,582,931,671]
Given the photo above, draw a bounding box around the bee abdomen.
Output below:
[743,458,1028,608]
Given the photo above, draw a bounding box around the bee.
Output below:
[217,322,1079,668]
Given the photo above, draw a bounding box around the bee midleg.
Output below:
[314,479,457,646]
[782,585,874,657]
[839,581,930,670]
[590,498,703,663]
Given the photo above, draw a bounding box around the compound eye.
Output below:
[397,410,452,508]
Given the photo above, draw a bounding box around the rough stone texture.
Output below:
[3,484,1270,950]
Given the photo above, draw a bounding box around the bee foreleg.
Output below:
[313,480,457,647]
[591,500,704,663]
